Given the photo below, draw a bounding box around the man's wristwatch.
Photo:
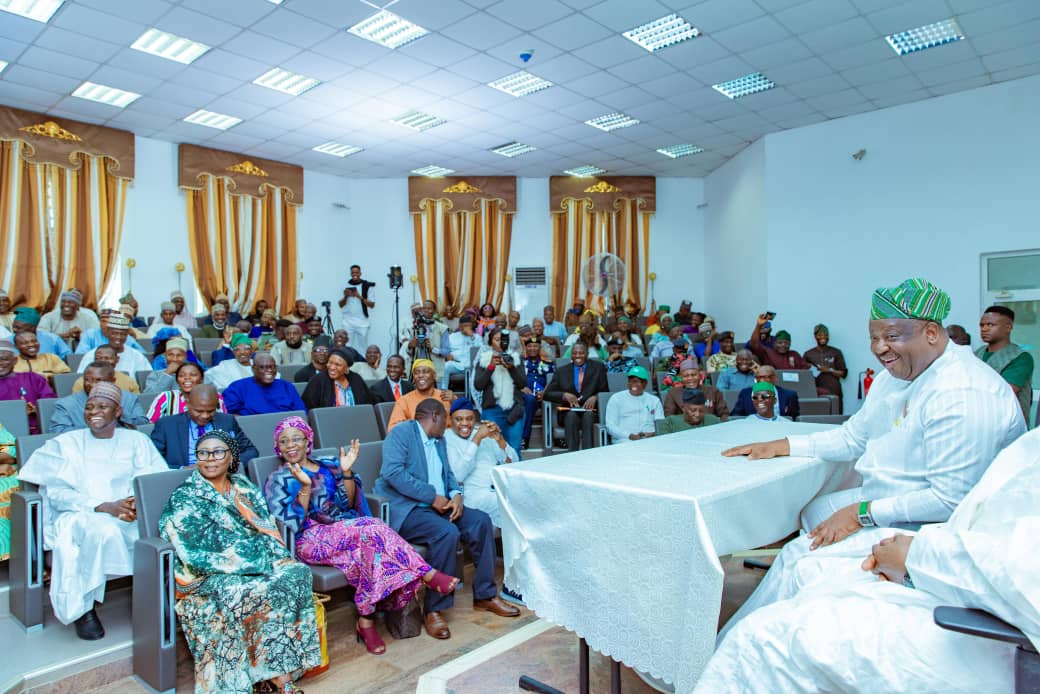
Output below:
[857,501,876,527]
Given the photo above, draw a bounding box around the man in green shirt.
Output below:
[658,389,720,434]
[977,305,1034,424]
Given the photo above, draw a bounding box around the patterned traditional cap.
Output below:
[120,291,136,303]
[813,324,829,335]
[60,290,82,304]
[752,381,776,395]
[160,301,176,311]
[87,381,122,404]
[230,333,252,348]
[13,307,40,325]
[411,358,435,374]
[678,359,699,372]
[871,278,950,322]
[658,305,671,313]
[0,339,15,354]
[262,308,277,318]
[682,388,707,405]
[119,303,135,314]
[106,313,130,330]
[170,291,184,299]
[166,337,189,352]
[774,330,791,341]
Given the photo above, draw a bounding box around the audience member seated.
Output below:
[196,304,232,339]
[0,339,56,433]
[53,361,148,432]
[946,323,971,345]
[563,298,585,331]
[650,326,687,362]
[658,389,721,434]
[705,331,738,375]
[258,317,288,352]
[749,319,813,371]
[170,290,196,329]
[386,360,454,431]
[976,305,1034,423]
[204,334,255,391]
[294,335,331,383]
[0,288,12,330]
[672,300,695,326]
[539,304,568,352]
[520,336,555,449]
[662,360,730,420]
[146,301,193,344]
[404,300,449,375]
[370,355,412,404]
[747,318,775,350]
[693,320,720,361]
[151,384,256,470]
[76,314,151,374]
[253,308,277,340]
[202,293,243,325]
[75,309,148,355]
[604,336,639,374]
[303,317,324,342]
[39,289,99,347]
[731,365,799,420]
[699,427,1040,694]
[12,307,70,359]
[544,342,608,451]
[744,382,789,422]
[13,330,70,378]
[350,344,385,381]
[147,362,225,421]
[70,344,141,394]
[803,323,848,413]
[715,349,757,391]
[472,329,526,456]
[604,365,663,442]
[644,307,671,337]
[0,422,17,561]
[563,315,605,359]
[475,303,497,336]
[270,324,312,368]
[247,299,269,326]
[301,347,374,409]
[615,317,644,356]
[265,416,455,655]
[282,298,308,324]
[118,303,150,342]
[223,354,306,416]
[437,315,481,389]
[146,334,197,392]
[159,429,318,693]
[375,398,519,640]
[20,382,167,639]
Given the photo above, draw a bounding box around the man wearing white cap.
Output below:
[169,290,196,329]
[0,289,13,330]
[75,309,148,355]
[39,289,100,346]
[76,314,152,374]
[146,301,193,344]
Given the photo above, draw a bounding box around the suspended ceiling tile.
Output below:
[712,15,793,55]
[534,12,613,51]
[154,8,243,46]
[439,12,525,51]
[251,8,339,48]
[485,0,574,30]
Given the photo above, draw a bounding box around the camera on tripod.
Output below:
[320,300,331,309]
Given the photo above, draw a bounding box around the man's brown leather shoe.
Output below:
[473,596,521,618]
[424,611,451,639]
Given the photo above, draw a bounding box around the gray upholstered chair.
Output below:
[309,405,381,446]
[933,607,1038,693]
[0,398,31,436]
[234,410,306,457]
[374,401,394,438]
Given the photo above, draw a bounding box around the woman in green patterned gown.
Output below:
[160,429,320,694]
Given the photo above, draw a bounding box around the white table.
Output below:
[493,419,855,693]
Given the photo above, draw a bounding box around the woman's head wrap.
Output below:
[273,415,314,458]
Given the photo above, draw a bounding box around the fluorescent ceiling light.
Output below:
[0,60,7,74]
[183,109,242,130]
[71,81,140,108]
[585,112,640,132]
[491,142,536,158]
[885,18,964,55]
[265,0,282,3]
[348,10,428,49]
[563,165,606,177]
[0,0,63,23]
[412,165,455,177]
[254,67,320,96]
[312,141,362,157]
[132,28,209,64]
[624,14,701,52]
[488,70,553,97]
[712,72,775,99]
[657,144,703,159]
[390,110,445,131]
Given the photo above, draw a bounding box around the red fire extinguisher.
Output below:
[858,369,875,399]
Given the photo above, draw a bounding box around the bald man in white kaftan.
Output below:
[18,428,168,624]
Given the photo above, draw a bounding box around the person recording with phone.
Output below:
[339,264,375,350]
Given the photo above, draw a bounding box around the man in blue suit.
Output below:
[375,397,519,639]
[150,384,258,469]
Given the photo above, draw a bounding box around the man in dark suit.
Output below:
[375,397,519,640]
[150,384,259,469]
[370,354,415,403]
[543,342,609,450]
[730,365,800,420]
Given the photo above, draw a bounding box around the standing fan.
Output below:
[581,252,626,312]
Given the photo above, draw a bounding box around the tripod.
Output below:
[391,285,402,356]
[321,303,336,335]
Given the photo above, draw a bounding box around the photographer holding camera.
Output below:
[338,264,375,349]
[400,300,448,377]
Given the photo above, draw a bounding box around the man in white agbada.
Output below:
[443,398,518,528]
[18,382,168,639]
[721,278,1025,635]
[696,425,1040,693]
[203,334,256,391]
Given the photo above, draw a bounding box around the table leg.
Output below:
[517,636,593,694]
[580,638,590,694]
[610,657,622,694]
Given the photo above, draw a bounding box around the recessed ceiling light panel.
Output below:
[885,18,964,55]
[488,70,553,97]
[132,28,210,64]
[312,141,362,157]
[390,110,446,131]
[412,165,456,177]
[585,112,640,132]
[0,60,7,74]
[657,144,703,159]
[491,142,536,158]
[183,109,242,130]
[712,72,775,99]
[254,67,320,96]
[348,10,428,49]
[624,14,701,52]
[563,165,606,176]
[71,81,140,108]
[0,0,63,23]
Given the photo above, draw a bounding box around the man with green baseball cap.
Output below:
[746,381,786,422]
[719,277,1025,638]
[603,364,664,442]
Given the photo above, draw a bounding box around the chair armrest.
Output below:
[275,519,295,556]
[594,422,610,447]
[933,607,1033,649]
[132,536,178,692]
[367,493,391,525]
[10,489,45,630]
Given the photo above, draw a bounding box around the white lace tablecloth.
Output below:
[492,419,854,693]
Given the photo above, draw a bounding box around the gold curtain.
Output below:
[550,197,652,315]
[412,197,513,317]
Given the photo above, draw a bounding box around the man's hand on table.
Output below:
[721,438,789,459]
[862,534,913,582]
[808,503,860,550]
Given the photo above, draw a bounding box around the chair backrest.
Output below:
[234,410,306,457]
[721,389,741,412]
[35,398,58,434]
[135,370,152,392]
[0,398,31,437]
[606,372,629,393]
[776,370,817,399]
[248,447,337,489]
[187,327,201,338]
[134,422,155,437]
[137,392,159,416]
[52,371,80,397]
[16,432,58,468]
[555,357,571,368]
[66,353,84,372]
[309,405,381,447]
[293,381,306,396]
[374,401,395,438]
[134,468,193,538]
[352,440,383,493]
[193,338,224,366]
[634,356,651,373]
[597,390,614,423]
